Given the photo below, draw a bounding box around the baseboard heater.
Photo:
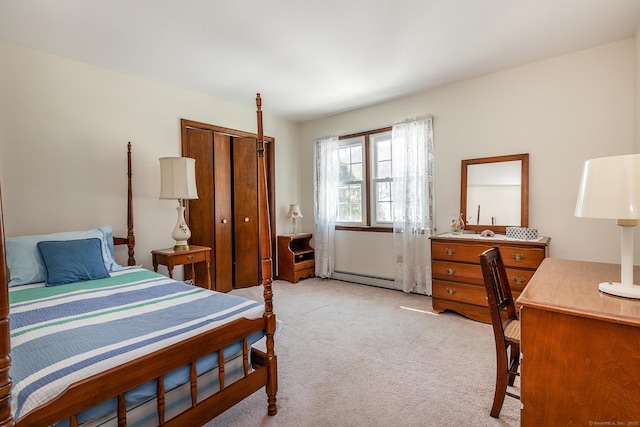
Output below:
[332,270,396,290]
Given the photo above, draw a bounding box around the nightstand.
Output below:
[151,245,212,289]
[277,234,315,283]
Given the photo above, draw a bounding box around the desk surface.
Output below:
[518,257,640,327]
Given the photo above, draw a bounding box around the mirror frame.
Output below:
[460,153,529,233]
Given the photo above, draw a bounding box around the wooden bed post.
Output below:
[126,142,136,266]
[256,93,278,415]
[0,184,15,427]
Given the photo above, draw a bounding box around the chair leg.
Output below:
[490,351,508,418]
[507,343,520,386]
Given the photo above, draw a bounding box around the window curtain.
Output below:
[314,136,339,278]
[392,116,434,295]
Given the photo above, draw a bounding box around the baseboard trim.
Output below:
[332,271,396,290]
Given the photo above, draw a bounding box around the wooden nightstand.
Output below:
[151,245,212,289]
[277,234,315,283]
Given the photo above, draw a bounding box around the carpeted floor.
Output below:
[206,277,520,427]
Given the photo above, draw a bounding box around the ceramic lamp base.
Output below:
[599,282,640,299]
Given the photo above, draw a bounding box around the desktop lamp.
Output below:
[575,153,640,299]
[159,157,198,251]
[287,204,303,234]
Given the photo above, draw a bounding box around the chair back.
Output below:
[479,246,518,338]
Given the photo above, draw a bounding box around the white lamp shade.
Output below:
[575,154,640,220]
[287,204,303,219]
[159,157,198,200]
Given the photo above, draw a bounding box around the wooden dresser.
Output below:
[518,258,640,425]
[430,233,550,323]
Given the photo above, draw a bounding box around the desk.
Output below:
[151,245,212,289]
[518,258,640,425]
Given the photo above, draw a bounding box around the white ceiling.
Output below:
[2,1,640,122]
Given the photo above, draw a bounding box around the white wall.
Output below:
[0,41,301,275]
[300,39,635,281]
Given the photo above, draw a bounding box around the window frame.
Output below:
[335,126,393,233]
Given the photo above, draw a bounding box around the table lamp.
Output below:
[287,204,303,234]
[575,153,640,299]
[160,157,198,251]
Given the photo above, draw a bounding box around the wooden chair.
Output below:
[479,246,520,418]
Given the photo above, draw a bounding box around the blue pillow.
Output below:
[6,226,123,287]
[37,238,110,286]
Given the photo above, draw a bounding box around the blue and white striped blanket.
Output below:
[8,268,265,422]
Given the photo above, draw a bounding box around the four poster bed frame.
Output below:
[0,94,277,426]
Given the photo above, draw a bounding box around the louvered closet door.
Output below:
[232,137,260,288]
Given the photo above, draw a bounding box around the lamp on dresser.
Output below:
[159,157,198,251]
[287,203,303,234]
[575,153,640,299]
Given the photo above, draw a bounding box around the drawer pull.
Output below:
[512,276,526,285]
[446,287,456,295]
[444,247,456,256]
[187,255,194,260]
[445,268,456,276]
[221,219,228,224]
[512,253,525,262]
[244,217,250,222]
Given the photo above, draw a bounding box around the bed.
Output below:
[0,94,278,426]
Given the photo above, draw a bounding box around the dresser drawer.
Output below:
[500,246,545,269]
[433,280,523,308]
[505,268,535,292]
[294,259,315,271]
[432,240,546,269]
[433,280,486,306]
[431,241,492,263]
[432,261,483,285]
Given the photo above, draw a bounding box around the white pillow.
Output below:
[6,226,123,287]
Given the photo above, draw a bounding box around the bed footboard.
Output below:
[15,315,277,426]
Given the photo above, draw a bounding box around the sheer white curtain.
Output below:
[392,116,434,294]
[314,136,339,278]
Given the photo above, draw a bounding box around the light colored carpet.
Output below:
[205,278,520,427]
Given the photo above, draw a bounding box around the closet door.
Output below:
[181,119,275,292]
[232,137,260,288]
[212,133,234,292]
[183,128,233,292]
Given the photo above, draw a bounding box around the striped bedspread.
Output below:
[8,268,265,422]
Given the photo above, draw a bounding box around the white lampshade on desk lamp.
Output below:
[287,204,303,234]
[575,153,640,299]
[160,157,198,251]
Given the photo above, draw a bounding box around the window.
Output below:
[337,127,393,230]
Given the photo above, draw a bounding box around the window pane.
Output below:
[377,181,391,202]
[338,186,350,203]
[377,160,392,179]
[351,145,362,161]
[377,201,392,222]
[350,184,361,203]
[351,203,362,221]
[337,184,362,222]
[377,139,391,161]
[338,204,350,221]
[339,147,351,164]
[351,163,363,181]
[339,164,351,182]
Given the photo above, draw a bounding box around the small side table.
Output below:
[277,234,315,283]
[151,245,212,289]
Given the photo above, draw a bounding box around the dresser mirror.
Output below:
[460,153,529,233]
